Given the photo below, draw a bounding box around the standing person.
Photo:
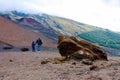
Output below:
[36,37,43,51]
[31,41,35,52]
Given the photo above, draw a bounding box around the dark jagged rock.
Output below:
[20,48,29,52]
[57,35,108,61]
[3,46,13,50]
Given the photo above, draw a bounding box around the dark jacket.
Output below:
[36,38,42,45]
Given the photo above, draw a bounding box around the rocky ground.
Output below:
[0,51,120,80]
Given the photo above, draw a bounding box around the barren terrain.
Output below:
[0,51,120,80]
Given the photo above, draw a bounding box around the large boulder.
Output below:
[57,35,108,61]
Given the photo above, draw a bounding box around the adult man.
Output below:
[36,37,43,51]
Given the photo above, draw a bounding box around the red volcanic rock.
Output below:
[0,17,56,48]
[57,35,108,61]
[22,18,43,28]
[0,16,38,47]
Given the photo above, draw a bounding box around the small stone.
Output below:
[90,65,98,70]
[41,60,49,64]
[9,59,13,62]
[82,59,93,65]
[72,62,76,65]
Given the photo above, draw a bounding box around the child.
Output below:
[32,41,35,52]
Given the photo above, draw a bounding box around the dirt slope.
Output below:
[0,16,56,48]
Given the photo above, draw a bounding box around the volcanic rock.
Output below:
[57,35,108,61]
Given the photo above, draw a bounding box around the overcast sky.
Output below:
[0,0,120,32]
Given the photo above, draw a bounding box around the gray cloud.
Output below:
[0,0,120,31]
[0,0,62,14]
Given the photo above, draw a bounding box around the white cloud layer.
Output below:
[0,0,120,32]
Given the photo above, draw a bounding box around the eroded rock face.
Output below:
[57,35,108,61]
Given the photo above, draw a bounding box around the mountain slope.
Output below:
[0,16,39,47]
[0,16,56,48]
[0,11,98,39]
[78,29,120,50]
[0,11,120,51]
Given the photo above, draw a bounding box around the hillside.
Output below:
[0,16,36,47]
[0,11,120,51]
[0,11,98,40]
[0,16,56,50]
[78,29,120,50]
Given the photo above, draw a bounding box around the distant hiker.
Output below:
[36,37,43,51]
[32,41,35,52]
